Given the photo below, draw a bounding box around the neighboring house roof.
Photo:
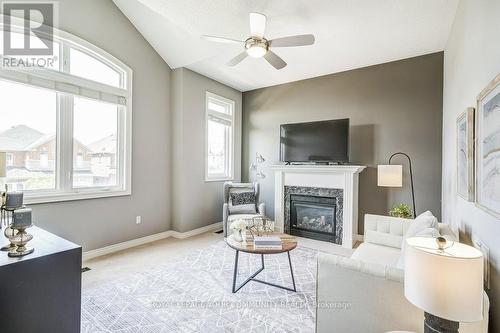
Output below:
[0,125,45,151]
[0,125,92,153]
[88,134,116,154]
[24,133,56,150]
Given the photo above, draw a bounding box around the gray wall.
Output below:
[171,68,242,232]
[242,53,443,233]
[31,0,172,251]
[442,0,500,331]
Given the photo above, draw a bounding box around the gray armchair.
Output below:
[223,182,265,237]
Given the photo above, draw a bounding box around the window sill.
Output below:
[23,188,131,205]
[205,177,233,183]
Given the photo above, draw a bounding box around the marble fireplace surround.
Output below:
[272,165,366,249]
[284,186,344,245]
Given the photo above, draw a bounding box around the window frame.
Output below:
[205,91,235,182]
[0,20,133,204]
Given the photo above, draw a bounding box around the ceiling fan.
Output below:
[202,12,315,70]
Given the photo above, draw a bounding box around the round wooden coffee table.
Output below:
[225,232,298,293]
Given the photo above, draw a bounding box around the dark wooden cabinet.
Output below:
[0,226,82,333]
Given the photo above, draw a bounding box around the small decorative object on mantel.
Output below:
[389,204,412,219]
[230,219,247,242]
[8,208,34,257]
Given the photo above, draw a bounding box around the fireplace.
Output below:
[273,165,365,248]
[290,194,337,242]
[284,186,343,245]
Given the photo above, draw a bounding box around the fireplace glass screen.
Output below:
[290,194,337,242]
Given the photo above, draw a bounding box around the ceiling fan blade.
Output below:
[201,35,242,44]
[264,50,287,70]
[269,34,315,47]
[227,51,248,66]
[249,12,266,38]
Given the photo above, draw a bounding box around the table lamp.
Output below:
[378,152,416,217]
[404,237,484,333]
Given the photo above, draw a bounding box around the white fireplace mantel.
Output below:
[271,164,366,249]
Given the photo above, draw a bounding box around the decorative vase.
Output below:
[233,229,244,242]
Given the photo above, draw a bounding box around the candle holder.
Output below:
[8,223,34,257]
[1,222,17,251]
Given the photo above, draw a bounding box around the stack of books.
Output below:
[253,236,282,250]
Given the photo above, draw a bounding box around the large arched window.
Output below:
[0,20,132,203]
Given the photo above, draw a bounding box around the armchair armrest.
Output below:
[258,202,265,217]
[222,203,229,237]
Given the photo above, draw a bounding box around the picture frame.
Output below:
[475,73,500,217]
[456,107,475,201]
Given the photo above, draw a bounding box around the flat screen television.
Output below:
[280,118,349,163]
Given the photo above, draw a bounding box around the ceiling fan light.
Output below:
[246,45,267,58]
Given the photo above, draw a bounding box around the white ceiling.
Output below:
[113,0,458,92]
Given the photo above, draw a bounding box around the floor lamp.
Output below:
[377,152,416,217]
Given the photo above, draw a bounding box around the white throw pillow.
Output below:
[396,224,441,269]
[405,211,439,238]
[398,227,441,269]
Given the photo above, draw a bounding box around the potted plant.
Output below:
[389,204,412,218]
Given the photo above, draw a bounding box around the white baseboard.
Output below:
[355,234,364,242]
[170,222,222,239]
[82,222,222,261]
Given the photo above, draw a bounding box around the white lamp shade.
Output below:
[0,152,6,178]
[377,164,403,187]
[404,237,484,322]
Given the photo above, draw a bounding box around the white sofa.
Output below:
[316,214,490,333]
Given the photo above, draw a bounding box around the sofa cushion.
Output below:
[364,214,413,249]
[351,242,401,268]
[397,227,441,269]
[438,223,458,242]
[229,191,257,214]
[406,211,438,237]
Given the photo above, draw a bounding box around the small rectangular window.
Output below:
[206,92,234,181]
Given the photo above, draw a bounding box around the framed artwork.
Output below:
[457,107,475,201]
[476,73,500,217]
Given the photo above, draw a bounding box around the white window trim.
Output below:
[205,91,235,182]
[0,19,133,204]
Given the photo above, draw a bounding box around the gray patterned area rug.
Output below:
[82,241,319,333]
